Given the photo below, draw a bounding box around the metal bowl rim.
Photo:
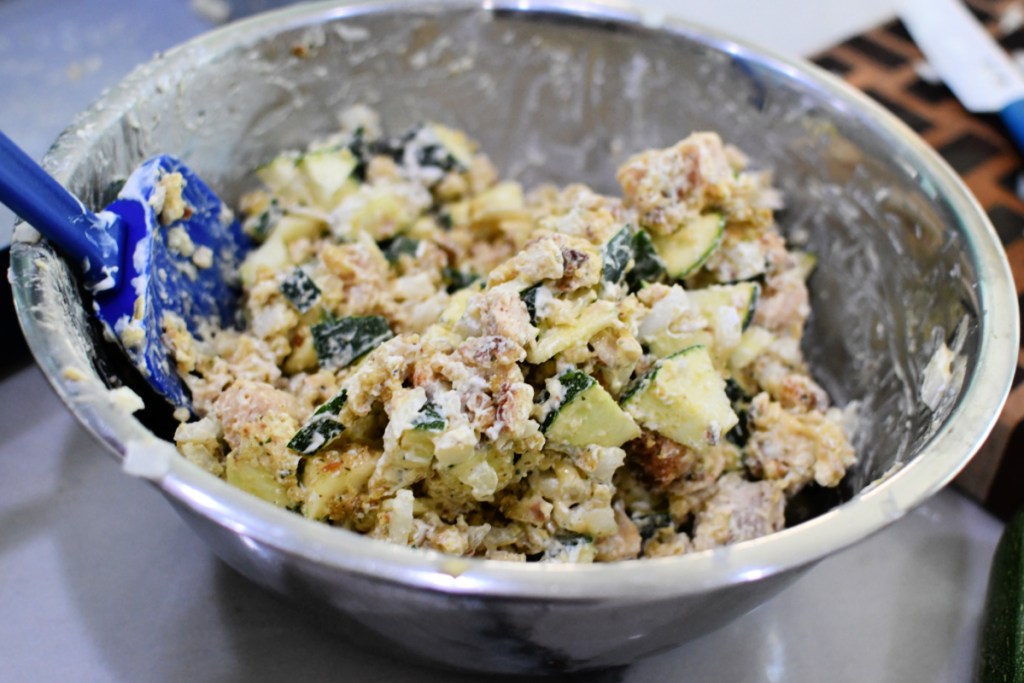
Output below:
[10,0,1018,601]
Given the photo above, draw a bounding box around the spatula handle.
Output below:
[0,130,124,292]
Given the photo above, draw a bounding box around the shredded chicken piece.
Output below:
[691,473,786,550]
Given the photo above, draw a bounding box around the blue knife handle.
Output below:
[999,99,1024,157]
[0,130,124,292]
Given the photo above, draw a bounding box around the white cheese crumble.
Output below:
[921,340,955,411]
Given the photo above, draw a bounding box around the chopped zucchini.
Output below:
[395,400,445,468]
[687,282,760,331]
[391,123,474,173]
[469,181,526,225]
[625,229,667,292]
[430,123,475,169]
[344,126,373,181]
[369,391,445,493]
[602,225,634,284]
[242,199,281,242]
[225,454,293,508]
[442,267,479,294]
[527,300,619,364]
[288,388,349,455]
[639,285,711,359]
[288,414,346,456]
[521,283,542,325]
[255,153,307,204]
[724,380,753,448]
[639,282,761,362]
[283,331,318,375]
[541,370,640,448]
[273,214,325,243]
[379,235,420,264]
[621,345,738,449]
[542,532,596,563]
[241,210,326,285]
[438,288,475,329]
[415,142,463,172]
[280,268,321,313]
[728,325,775,372]
[443,199,470,229]
[297,146,359,209]
[300,449,377,521]
[411,400,446,431]
[793,250,817,281]
[631,511,674,541]
[435,209,454,230]
[345,189,418,241]
[646,328,713,361]
[652,213,724,279]
[420,323,462,348]
[239,236,289,286]
[311,315,393,370]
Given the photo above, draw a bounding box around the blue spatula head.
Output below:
[93,155,250,409]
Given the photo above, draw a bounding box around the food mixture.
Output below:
[167,106,856,562]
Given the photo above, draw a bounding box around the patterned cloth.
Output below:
[812,0,1024,518]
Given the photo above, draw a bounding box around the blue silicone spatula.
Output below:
[0,130,250,409]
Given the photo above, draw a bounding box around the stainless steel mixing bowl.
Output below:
[9,0,1019,674]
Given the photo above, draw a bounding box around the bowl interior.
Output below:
[11,1,1012,569]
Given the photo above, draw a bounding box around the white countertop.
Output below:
[0,1,1006,681]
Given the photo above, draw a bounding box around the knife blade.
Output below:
[900,0,1024,152]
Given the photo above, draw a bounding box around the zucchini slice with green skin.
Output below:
[242,199,282,242]
[542,370,641,448]
[652,213,724,279]
[311,315,393,370]
[288,388,349,455]
[520,283,545,326]
[397,399,446,466]
[626,229,667,293]
[280,267,321,313]
[442,267,479,294]
[602,225,634,284]
[977,506,1024,683]
[542,532,596,563]
[640,283,760,360]
[621,345,738,449]
[411,400,446,432]
[527,300,618,364]
[687,282,760,330]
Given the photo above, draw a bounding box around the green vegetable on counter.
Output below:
[977,507,1024,683]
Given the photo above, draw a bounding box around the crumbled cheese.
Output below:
[921,341,955,411]
[166,226,196,257]
[62,366,89,382]
[192,246,214,269]
[639,286,690,341]
[108,386,145,413]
